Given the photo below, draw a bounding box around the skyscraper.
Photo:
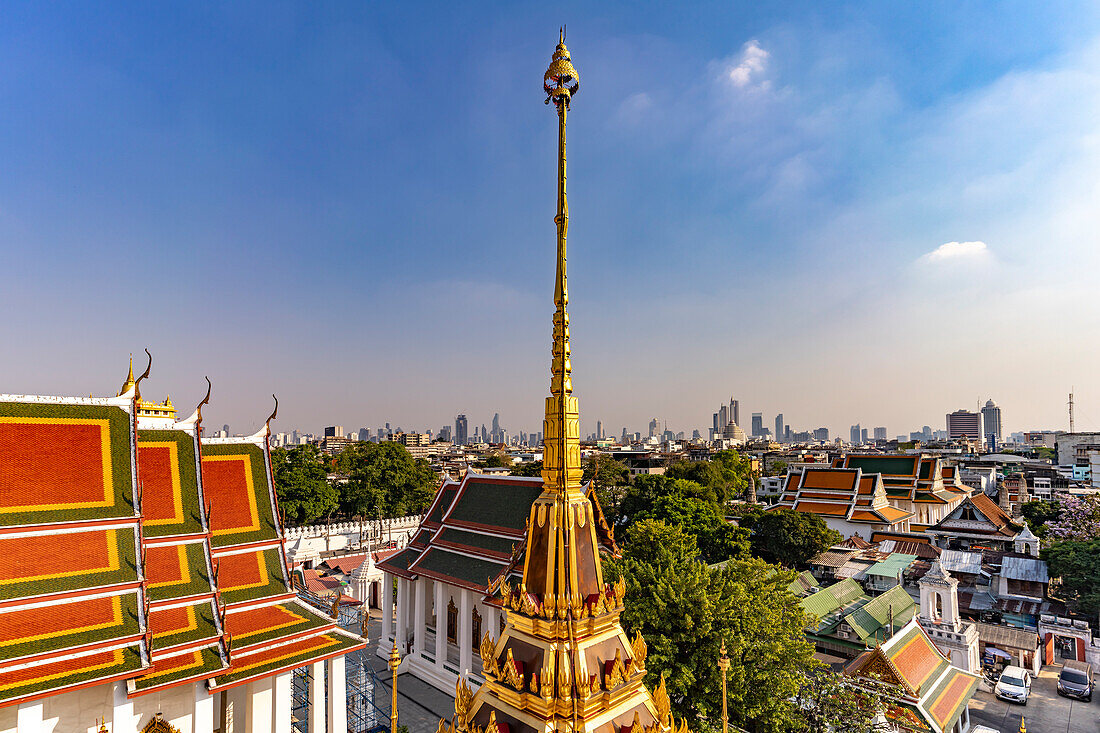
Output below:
[455,414,468,445]
[596,419,604,439]
[751,412,763,437]
[981,399,1002,444]
[946,409,983,443]
[712,412,720,437]
[850,424,861,444]
[491,412,502,443]
[729,398,739,427]
[775,413,785,443]
[648,417,659,438]
[718,405,728,432]
[873,426,887,441]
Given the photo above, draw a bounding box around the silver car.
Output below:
[994,666,1031,705]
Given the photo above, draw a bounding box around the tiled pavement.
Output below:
[363,613,456,733]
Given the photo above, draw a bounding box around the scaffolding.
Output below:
[293,587,390,733]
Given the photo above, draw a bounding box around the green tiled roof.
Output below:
[377,547,419,576]
[147,541,215,602]
[426,487,458,524]
[233,601,333,649]
[846,585,917,643]
[788,570,819,596]
[801,578,866,622]
[212,631,363,688]
[445,479,543,532]
[436,527,517,556]
[0,401,135,526]
[0,643,145,703]
[217,547,289,605]
[138,429,205,538]
[1,525,140,601]
[845,455,919,477]
[0,590,142,663]
[133,644,226,692]
[151,600,221,651]
[412,547,505,588]
[202,443,279,549]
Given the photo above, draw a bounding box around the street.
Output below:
[969,667,1099,733]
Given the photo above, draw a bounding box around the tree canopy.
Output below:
[605,519,820,733]
[1042,539,1100,615]
[664,450,752,504]
[271,445,339,525]
[509,460,543,477]
[738,507,842,568]
[1046,495,1100,541]
[634,494,749,564]
[1020,499,1062,539]
[335,441,438,518]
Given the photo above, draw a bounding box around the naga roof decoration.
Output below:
[437,33,690,733]
[0,363,364,708]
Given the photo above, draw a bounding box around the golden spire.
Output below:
[117,354,136,396]
[521,28,601,607]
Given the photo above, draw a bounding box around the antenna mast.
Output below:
[1069,388,1075,433]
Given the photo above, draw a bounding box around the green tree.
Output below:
[1021,499,1062,539]
[739,508,842,568]
[1042,539,1100,615]
[271,445,339,525]
[634,494,749,564]
[584,454,630,526]
[337,441,438,518]
[790,672,888,733]
[665,450,751,504]
[619,475,718,526]
[606,520,819,733]
[510,460,543,477]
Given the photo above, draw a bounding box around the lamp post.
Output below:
[719,641,729,733]
[389,641,401,733]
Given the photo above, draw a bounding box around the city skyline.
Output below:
[3,3,1100,437]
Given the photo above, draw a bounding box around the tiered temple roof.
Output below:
[845,618,979,733]
[770,467,912,526]
[0,391,150,706]
[203,431,364,691]
[0,362,365,709]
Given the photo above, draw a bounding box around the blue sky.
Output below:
[2,2,1099,439]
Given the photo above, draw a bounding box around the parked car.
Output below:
[1057,660,1093,702]
[993,666,1031,705]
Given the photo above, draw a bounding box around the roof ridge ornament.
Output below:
[176,377,211,430]
[133,349,153,402]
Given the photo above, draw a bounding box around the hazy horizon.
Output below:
[3,2,1099,439]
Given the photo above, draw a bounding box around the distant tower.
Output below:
[774,413,784,443]
[918,560,980,673]
[648,417,659,438]
[718,405,728,433]
[455,414,468,445]
[1069,388,1075,433]
[981,399,1003,446]
[729,398,739,426]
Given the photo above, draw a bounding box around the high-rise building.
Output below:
[873,426,887,441]
[491,412,502,443]
[324,425,343,438]
[775,413,785,443]
[850,424,861,444]
[718,405,729,432]
[440,425,453,442]
[455,414,468,445]
[946,410,983,443]
[357,427,370,441]
[712,412,720,437]
[813,427,830,441]
[861,428,868,443]
[981,399,1002,444]
[648,417,659,438]
[751,412,763,437]
[596,419,604,439]
[729,398,740,427]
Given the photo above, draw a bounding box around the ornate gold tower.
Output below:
[443,31,687,733]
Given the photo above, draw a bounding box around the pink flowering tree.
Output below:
[1046,495,1100,541]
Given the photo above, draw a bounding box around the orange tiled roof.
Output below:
[801,468,859,491]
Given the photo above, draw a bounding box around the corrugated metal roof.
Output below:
[865,553,919,578]
[999,555,1049,583]
[940,549,983,575]
[975,622,1039,649]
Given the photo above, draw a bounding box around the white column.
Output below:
[195,684,216,733]
[413,579,427,657]
[16,701,43,733]
[395,578,408,653]
[459,589,473,676]
[274,671,292,733]
[308,660,327,733]
[435,582,447,668]
[225,684,249,733]
[112,680,137,733]
[246,676,274,733]
[381,572,394,645]
[327,656,347,733]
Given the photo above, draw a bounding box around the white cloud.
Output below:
[919,240,991,264]
[727,40,769,89]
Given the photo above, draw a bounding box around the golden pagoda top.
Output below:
[117,355,176,420]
